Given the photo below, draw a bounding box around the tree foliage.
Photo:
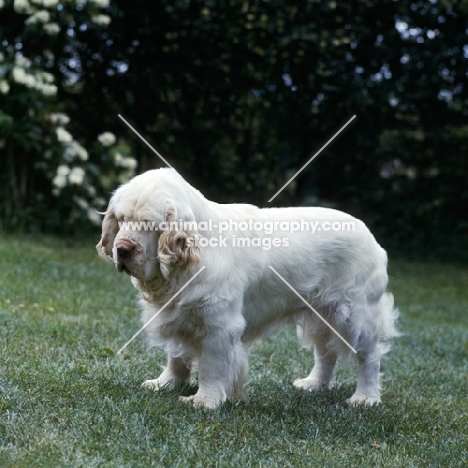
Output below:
[1,0,467,258]
[0,0,136,232]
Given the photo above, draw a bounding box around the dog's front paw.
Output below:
[293,377,330,391]
[346,393,381,406]
[142,378,175,391]
[179,394,222,409]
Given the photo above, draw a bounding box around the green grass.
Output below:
[0,235,467,467]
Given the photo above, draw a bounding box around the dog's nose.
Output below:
[116,241,134,258]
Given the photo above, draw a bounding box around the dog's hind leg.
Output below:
[231,342,249,402]
[347,277,398,406]
[347,342,382,406]
[294,328,337,391]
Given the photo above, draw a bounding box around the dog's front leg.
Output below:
[180,331,248,409]
[142,354,191,391]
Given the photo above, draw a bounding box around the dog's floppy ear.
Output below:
[158,210,200,278]
[96,207,119,261]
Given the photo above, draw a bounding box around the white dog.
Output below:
[97,168,398,409]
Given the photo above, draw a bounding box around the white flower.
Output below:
[71,141,88,161]
[14,0,32,14]
[97,131,116,146]
[50,113,69,125]
[57,127,73,144]
[91,0,109,7]
[26,10,51,24]
[41,83,57,96]
[53,174,67,189]
[31,0,43,4]
[12,67,38,88]
[115,153,137,170]
[44,23,60,34]
[42,72,55,84]
[12,67,27,84]
[91,14,111,26]
[69,167,85,185]
[43,0,59,7]
[124,158,137,170]
[0,80,9,94]
[15,56,31,68]
[57,165,70,177]
[24,74,36,87]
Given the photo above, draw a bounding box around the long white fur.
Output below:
[97,168,399,408]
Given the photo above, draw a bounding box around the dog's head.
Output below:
[96,169,201,281]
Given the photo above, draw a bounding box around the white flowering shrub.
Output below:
[0,0,135,232]
[97,132,116,147]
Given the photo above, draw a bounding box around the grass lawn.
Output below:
[0,234,467,467]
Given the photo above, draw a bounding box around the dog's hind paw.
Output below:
[346,393,381,406]
[293,377,330,391]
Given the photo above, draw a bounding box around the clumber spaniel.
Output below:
[97,168,398,408]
